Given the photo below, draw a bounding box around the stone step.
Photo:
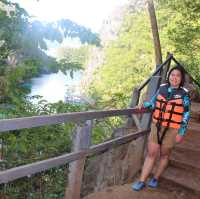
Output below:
[189,117,200,123]
[191,102,200,112]
[175,140,200,154]
[190,112,200,121]
[161,166,200,195]
[170,150,200,173]
[182,130,200,147]
[190,102,200,121]
[187,121,200,134]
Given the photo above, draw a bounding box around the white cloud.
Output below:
[11,0,128,32]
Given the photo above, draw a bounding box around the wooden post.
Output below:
[0,139,3,161]
[65,120,92,199]
[140,76,161,161]
[147,0,162,67]
[127,87,141,130]
[161,53,172,84]
[140,76,161,130]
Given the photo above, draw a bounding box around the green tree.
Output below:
[0,0,100,106]
[57,46,89,77]
[89,10,154,109]
[156,0,200,81]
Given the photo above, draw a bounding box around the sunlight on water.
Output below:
[29,70,82,103]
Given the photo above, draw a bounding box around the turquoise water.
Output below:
[29,70,82,103]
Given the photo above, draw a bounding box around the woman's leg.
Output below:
[139,141,160,182]
[153,145,172,180]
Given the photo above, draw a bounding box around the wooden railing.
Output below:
[0,54,172,199]
[0,108,149,185]
[1,53,197,199]
[128,53,200,129]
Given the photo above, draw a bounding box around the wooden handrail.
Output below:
[1,53,198,193]
[0,108,150,134]
[0,129,149,184]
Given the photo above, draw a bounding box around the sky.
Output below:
[11,0,129,32]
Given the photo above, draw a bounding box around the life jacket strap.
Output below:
[153,116,182,124]
[155,102,176,145]
[154,107,183,115]
[156,99,183,106]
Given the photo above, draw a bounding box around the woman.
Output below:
[132,66,191,191]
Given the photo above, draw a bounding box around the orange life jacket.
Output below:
[152,85,186,129]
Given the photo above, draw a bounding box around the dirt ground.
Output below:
[82,183,198,199]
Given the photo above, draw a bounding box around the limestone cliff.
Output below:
[80,0,146,99]
[80,6,126,98]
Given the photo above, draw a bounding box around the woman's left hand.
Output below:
[176,134,184,143]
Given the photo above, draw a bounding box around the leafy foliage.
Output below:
[57,46,89,77]
[1,0,200,197]
[156,0,200,81]
[88,11,154,109]
[58,19,100,46]
[89,0,200,112]
[0,99,89,198]
[0,1,97,197]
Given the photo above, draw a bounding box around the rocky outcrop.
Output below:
[80,0,146,97]
[79,47,105,95]
[128,0,146,13]
[99,6,126,47]
[81,127,146,197]
[80,5,126,97]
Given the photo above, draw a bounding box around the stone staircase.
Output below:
[83,101,200,199]
[160,102,200,196]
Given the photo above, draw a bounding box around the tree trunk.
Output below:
[147,0,162,67]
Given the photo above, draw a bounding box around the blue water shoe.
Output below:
[148,177,158,188]
[131,181,145,191]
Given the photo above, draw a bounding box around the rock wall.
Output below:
[81,127,146,197]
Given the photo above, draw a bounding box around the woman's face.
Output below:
[169,69,182,88]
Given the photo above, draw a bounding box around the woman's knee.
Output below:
[147,141,159,158]
[160,147,171,159]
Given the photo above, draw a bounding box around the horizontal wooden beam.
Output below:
[88,129,149,155]
[0,108,150,133]
[0,129,149,184]
[0,151,87,184]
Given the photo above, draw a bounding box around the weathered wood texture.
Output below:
[127,88,141,129]
[0,129,149,184]
[65,120,92,199]
[161,53,172,84]
[0,108,149,133]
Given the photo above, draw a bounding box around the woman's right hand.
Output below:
[176,134,184,143]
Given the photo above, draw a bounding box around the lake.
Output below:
[29,70,82,103]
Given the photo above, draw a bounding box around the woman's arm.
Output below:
[177,94,191,140]
[143,89,159,110]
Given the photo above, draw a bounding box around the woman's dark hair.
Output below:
[167,65,185,87]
